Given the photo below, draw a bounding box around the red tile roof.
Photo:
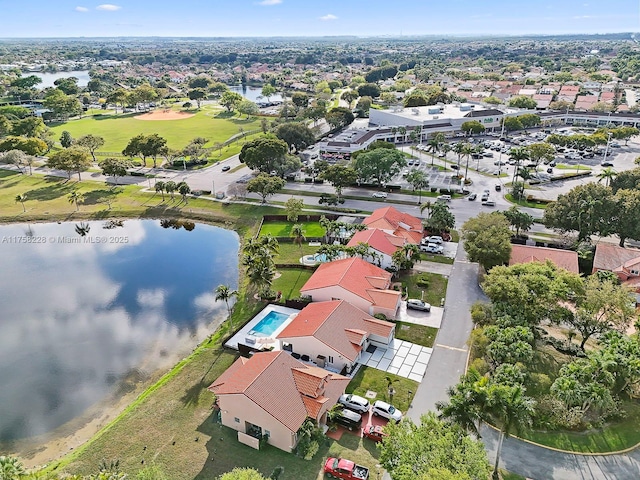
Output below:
[277,300,395,362]
[347,229,405,256]
[363,206,423,242]
[509,245,579,273]
[208,351,349,432]
[593,243,640,280]
[300,257,399,310]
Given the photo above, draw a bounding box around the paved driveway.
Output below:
[360,339,433,383]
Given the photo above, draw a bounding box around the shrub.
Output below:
[468,357,490,376]
[374,313,388,321]
[470,301,493,326]
[416,275,430,288]
[430,187,437,193]
[527,372,552,396]
[468,327,489,359]
[270,467,284,480]
[534,395,585,431]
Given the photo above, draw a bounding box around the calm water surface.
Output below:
[229,85,283,103]
[0,219,238,441]
[33,70,91,89]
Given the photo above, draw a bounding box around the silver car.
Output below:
[406,299,431,312]
[338,394,370,414]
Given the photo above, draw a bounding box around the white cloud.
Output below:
[75,6,89,12]
[257,0,282,5]
[96,4,121,11]
[320,14,338,21]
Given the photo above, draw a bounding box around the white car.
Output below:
[406,299,431,312]
[372,400,403,423]
[372,192,388,199]
[338,394,370,414]
[420,243,444,254]
[427,235,443,244]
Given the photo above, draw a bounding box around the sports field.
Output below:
[49,105,261,153]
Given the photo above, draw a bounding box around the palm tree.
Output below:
[290,224,306,258]
[436,369,488,439]
[452,141,466,171]
[509,147,530,183]
[487,384,536,479]
[215,284,239,330]
[15,194,26,212]
[0,455,26,480]
[164,180,177,200]
[155,180,166,200]
[177,181,191,203]
[419,200,433,219]
[385,375,399,403]
[597,167,617,187]
[68,190,84,211]
[462,142,474,180]
[516,167,532,183]
[75,222,91,236]
[439,143,451,168]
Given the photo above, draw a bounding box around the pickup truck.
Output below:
[324,458,369,479]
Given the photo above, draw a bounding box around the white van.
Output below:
[436,194,452,202]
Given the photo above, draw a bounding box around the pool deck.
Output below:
[224,304,300,350]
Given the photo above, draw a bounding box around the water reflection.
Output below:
[0,220,239,441]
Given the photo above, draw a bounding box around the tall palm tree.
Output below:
[419,200,433,219]
[290,224,306,258]
[509,147,530,183]
[597,167,617,187]
[177,181,191,203]
[439,143,452,168]
[436,369,488,439]
[385,375,399,403]
[68,190,84,211]
[487,384,536,479]
[452,141,466,171]
[155,180,166,200]
[164,180,177,200]
[462,143,474,180]
[215,284,239,330]
[15,194,26,212]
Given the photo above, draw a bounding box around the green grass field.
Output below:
[400,271,448,306]
[272,268,314,300]
[49,105,261,153]
[394,322,438,348]
[259,221,325,238]
[346,366,418,413]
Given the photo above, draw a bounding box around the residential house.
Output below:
[300,257,402,319]
[593,243,640,291]
[277,300,395,375]
[509,245,579,274]
[346,228,406,269]
[363,206,423,244]
[208,350,349,452]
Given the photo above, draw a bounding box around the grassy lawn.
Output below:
[505,194,549,209]
[346,366,418,413]
[554,163,592,171]
[49,106,261,153]
[399,271,448,306]
[275,243,319,265]
[394,322,438,348]
[419,253,454,265]
[272,268,314,300]
[501,471,526,480]
[259,221,325,238]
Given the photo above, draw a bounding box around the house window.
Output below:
[234,417,240,423]
[328,356,334,364]
[331,297,341,301]
[631,270,639,275]
[264,430,270,437]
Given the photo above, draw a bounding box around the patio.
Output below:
[360,339,433,382]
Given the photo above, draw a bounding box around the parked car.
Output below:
[420,243,444,254]
[406,299,431,312]
[468,193,477,201]
[338,394,370,414]
[372,400,403,423]
[362,424,387,443]
[427,235,444,244]
[371,191,388,199]
[332,408,363,431]
[495,184,502,191]
[601,161,614,167]
[450,164,460,170]
[481,200,496,206]
[324,458,369,480]
[319,194,344,206]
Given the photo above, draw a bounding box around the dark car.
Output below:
[601,161,614,167]
[333,409,363,431]
[450,164,460,170]
[221,165,231,172]
[468,193,477,201]
[495,184,502,191]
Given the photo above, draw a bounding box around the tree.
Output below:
[503,206,534,237]
[60,130,74,148]
[352,148,406,186]
[485,325,535,368]
[47,147,92,180]
[68,190,84,211]
[461,120,485,136]
[0,455,26,480]
[405,169,428,204]
[54,76,80,95]
[43,89,83,119]
[107,88,128,114]
[320,164,358,201]
[219,467,268,480]
[290,223,306,258]
[274,122,315,152]
[502,116,523,132]
[215,284,239,329]
[220,91,243,112]
[569,275,636,350]
[437,369,489,438]
[340,90,359,108]
[524,142,554,167]
[325,106,355,130]
[239,136,288,173]
[155,180,166,200]
[0,136,47,156]
[237,99,259,119]
[177,181,191,203]
[379,412,490,480]
[188,88,207,109]
[15,193,26,212]
[597,167,617,187]
[285,197,304,222]
[243,236,278,297]
[508,95,537,109]
[1,149,30,174]
[392,243,420,271]
[99,157,132,186]
[247,173,285,203]
[612,188,640,246]
[461,212,512,271]
[75,134,105,162]
[487,383,535,479]
[610,167,640,193]
[357,83,381,98]
[543,183,614,241]
[122,134,168,168]
[424,201,455,235]
[164,180,177,199]
[291,91,309,109]
[261,83,277,101]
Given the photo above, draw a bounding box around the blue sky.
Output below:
[0,0,638,37]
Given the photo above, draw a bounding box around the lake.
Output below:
[229,85,283,103]
[33,70,91,89]
[0,219,239,443]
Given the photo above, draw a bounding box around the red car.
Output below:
[324,457,369,480]
[362,424,386,443]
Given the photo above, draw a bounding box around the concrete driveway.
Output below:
[360,339,433,382]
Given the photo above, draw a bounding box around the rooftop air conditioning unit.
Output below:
[412,108,420,115]
[433,115,439,119]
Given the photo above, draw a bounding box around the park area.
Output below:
[49,105,261,156]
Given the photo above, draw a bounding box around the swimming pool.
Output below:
[248,310,291,337]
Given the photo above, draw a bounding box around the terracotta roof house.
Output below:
[363,206,423,244]
[300,257,402,319]
[277,300,395,375]
[208,351,349,452]
[346,228,406,269]
[593,243,640,291]
[509,245,579,274]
